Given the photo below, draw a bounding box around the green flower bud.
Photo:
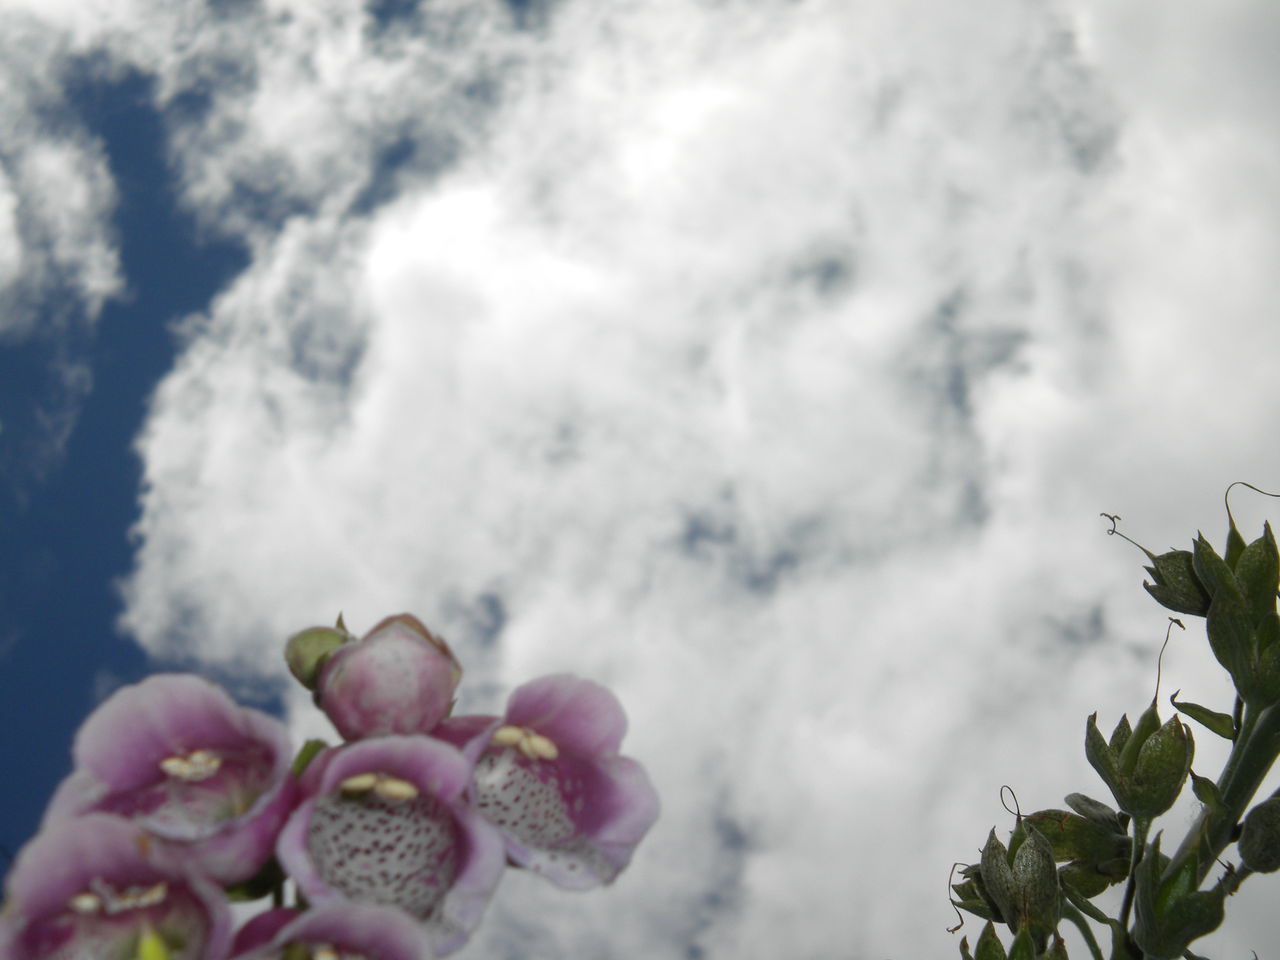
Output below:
[1126,715,1194,818]
[1085,709,1193,819]
[1239,796,1280,873]
[284,624,352,690]
[978,826,1060,940]
[1132,833,1225,959]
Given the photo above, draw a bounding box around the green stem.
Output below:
[1117,816,1150,933]
[1061,902,1105,960]
[1168,703,1280,885]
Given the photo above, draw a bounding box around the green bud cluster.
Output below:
[953,489,1280,960]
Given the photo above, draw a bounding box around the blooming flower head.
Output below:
[42,674,297,885]
[315,614,463,741]
[0,813,232,960]
[276,736,505,955]
[436,674,660,890]
[229,904,435,960]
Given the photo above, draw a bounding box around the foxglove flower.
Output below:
[42,674,296,885]
[315,614,463,741]
[0,813,232,960]
[436,674,660,890]
[276,735,505,955]
[229,904,435,960]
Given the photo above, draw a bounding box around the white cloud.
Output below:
[0,0,1272,955]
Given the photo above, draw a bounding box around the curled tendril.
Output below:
[1099,512,1153,558]
[1153,618,1185,701]
[999,785,1023,822]
[1225,481,1280,531]
[946,862,966,934]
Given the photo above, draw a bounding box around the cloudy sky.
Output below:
[3,0,1280,957]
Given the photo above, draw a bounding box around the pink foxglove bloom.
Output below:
[317,614,463,740]
[229,904,435,960]
[275,735,505,955]
[436,674,660,890]
[42,674,297,885]
[0,813,232,960]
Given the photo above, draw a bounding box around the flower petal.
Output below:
[0,813,232,960]
[505,674,628,759]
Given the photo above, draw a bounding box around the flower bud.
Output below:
[1239,796,1280,873]
[1085,708,1193,819]
[285,625,352,691]
[316,614,463,740]
[978,825,1059,940]
[1132,832,1225,959]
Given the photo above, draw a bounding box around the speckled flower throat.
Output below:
[306,788,459,920]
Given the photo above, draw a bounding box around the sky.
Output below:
[2,0,1280,957]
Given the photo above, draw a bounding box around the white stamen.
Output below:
[373,776,419,801]
[491,725,525,747]
[526,733,559,760]
[68,892,101,915]
[159,748,222,782]
[339,772,378,794]
[86,878,168,915]
[312,946,341,960]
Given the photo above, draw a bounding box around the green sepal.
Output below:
[1108,714,1132,755]
[1023,810,1129,867]
[1205,584,1253,696]
[1041,933,1068,960]
[952,871,1001,923]
[1126,715,1194,819]
[1192,533,1237,599]
[1132,833,1225,960]
[291,738,328,778]
[221,856,286,902]
[1063,793,1128,833]
[1143,549,1210,617]
[1006,927,1037,960]
[1010,823,1060,937]
[1225,518,1248,570]
[284,625,352,690]
[1234,522,1279,624]
[1058,859,1126,899]
[981,830,1017,929]
[1117,701,1160,777]
[1169,692,1235,740]
[973,922,1008,960]
[1188,771,1226,816]
[1254,613,1280,703]
[1085,714,1122,803]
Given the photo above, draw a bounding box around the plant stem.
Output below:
[1061,902,1105,960]
[1117,816,1149,933]
[1167,702,1280,885]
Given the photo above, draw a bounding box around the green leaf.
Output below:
[1169,692,1235,740]
[1234,523,1279,625]
[284,625,350,690]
